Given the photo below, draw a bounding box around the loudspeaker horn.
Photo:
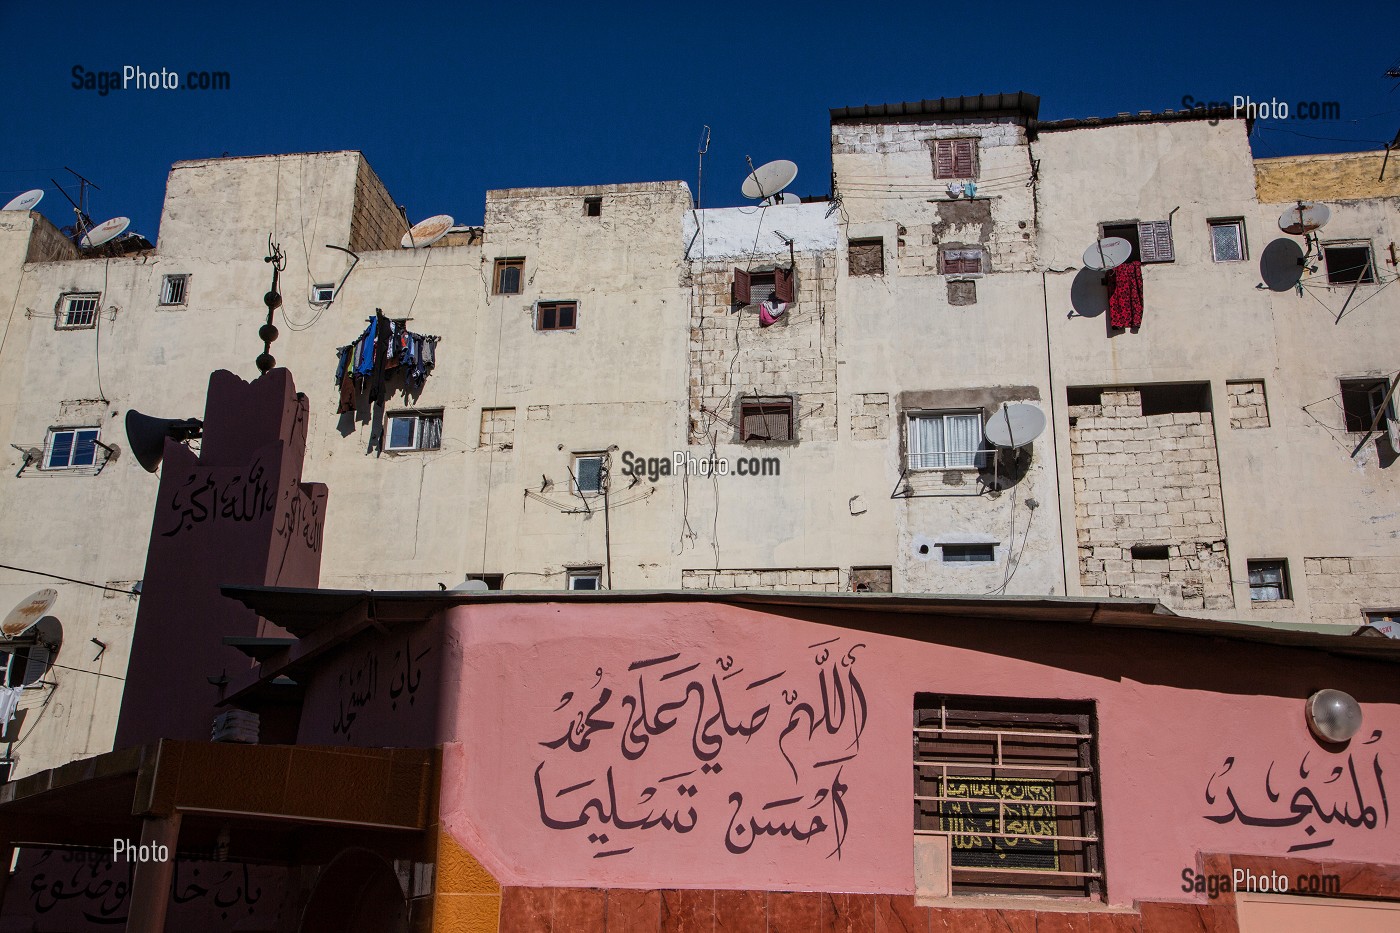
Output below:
[124,410,204,473]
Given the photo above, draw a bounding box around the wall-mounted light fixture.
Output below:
[1306,689,1362,743]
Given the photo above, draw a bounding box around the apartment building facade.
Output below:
[0,94,1397,780]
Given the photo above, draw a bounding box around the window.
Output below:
[1130,545,1170,561]
[160,274,189,306]
[1100,221,1174,264]
[732,267,794,306]
[384,411,443,452]
[940,544,996,563]
[2,644,50,688]
[494,258,524,295]
[583,197,602,218]
[1340,378,1392,433]
[573,454,604,494]
[848,238,884,276]
[933,139,978,179]
[1208,219,1246,262]
[739,397,794,442]
[907,411,982,470]
[311,283,335,303]
[940,246,984,276]
[57,293,99,330]
[567,567,602,590]
[44,427,100,470]
[464,574,504,591]
[914,695,1102,898]
[1248,560,1290,602]
[536,301,577,331]
[1323,243,1375,285]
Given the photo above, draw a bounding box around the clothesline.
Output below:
[333,310,440,415]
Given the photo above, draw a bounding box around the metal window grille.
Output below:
[914,696,1103,898]
[1209,221,1244,262]
[740,398,793,442]
[58,294,99,329]
[573,455,604,494]
[161,275,189,305]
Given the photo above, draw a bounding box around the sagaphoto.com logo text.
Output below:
[1181,94,1340,126]
[72,65,230,96]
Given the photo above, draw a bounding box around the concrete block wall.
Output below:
[680,568,842,592]
[1226,380,1270,429]
[480,407,516,449]
[1070,390,1232,610]
[686,254,838,445]
[850,393,890,440]
[1304,557,1400,627]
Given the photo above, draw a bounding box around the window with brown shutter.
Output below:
[732,268,751,306]
[739,396,794,442]
[848,238,884,276]
[1137,220,1174,263]
[940,247,984,276]
[773,267,794,302]
[934,139,978,179]
[733,269,794,306]
[914,695,1103,898]
[494,258,525,295]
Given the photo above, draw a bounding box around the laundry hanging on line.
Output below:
[334,310,441,414]
[1106,259,1144,330]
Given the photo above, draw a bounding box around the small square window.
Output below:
[160,274,189,306]
[44,427,100,469]
[311,283,335,303]
[583,197,602,218]
[1340,378,1392,433]
[568,567,602,590]
[739,397,794,442]
[384,411,443,452]
[848,238,884,276]
[939,543,996,563]
[494,258,524,295]
[1248,560,1290,602]
[57,293,99,330]
[537,301,577,331]
[933,139,978,179]
[939,246,984,276]
[907,411,983,470]
[573,454,605,494]
[1323,243,1375,285]
[1208,219,1246,262]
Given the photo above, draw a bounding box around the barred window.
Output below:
[914,695,1103,898]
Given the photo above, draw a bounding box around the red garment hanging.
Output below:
[1107,260,1144,329]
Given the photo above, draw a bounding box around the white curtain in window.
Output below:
[944,414,982,468]
[908,416,944,469]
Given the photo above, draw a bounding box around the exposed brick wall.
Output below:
[681,568,841,591]
[1305,556,1400,627]
[850,393,890,440]
[686,255,838,445]
[25,215,79,263]
[1227,381,1270,429]
[348,155,405,252]
[480,408,516,450]
[1071,390,1232,610]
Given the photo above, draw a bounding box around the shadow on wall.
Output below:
[1068,268,1108,319]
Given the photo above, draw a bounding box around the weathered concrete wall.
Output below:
[1305,556,1400,628]
[1255,150,1400,203]
[680,567,841,591]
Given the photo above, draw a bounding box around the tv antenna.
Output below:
[742,159,798,201]
[50,167,100,244]
[401,214,454,249]
[1081,236,1132,271]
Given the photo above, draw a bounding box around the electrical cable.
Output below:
[0,563,139,596]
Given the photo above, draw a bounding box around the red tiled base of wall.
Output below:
[494,854,1400,932]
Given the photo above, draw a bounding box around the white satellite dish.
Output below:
[80,217,130,249]
[2,588,57,639]
[1279,201,1330,236]
[400,214,454,249]
[1082,236,1132,271]
[3,189,43,212]
[775,192,801,206]
[985,403,1047,449]
[742,160,798,200]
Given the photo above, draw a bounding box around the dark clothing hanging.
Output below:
[331,311,441,412]
[1107,260,1144,329]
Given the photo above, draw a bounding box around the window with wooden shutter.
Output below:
[773,267,794,303]
[740,397,794,442]
[934,139,978,179]
[940,247,984,276]
[732,268,751,306]
[1137,221,1174,263]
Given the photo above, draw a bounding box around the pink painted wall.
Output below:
[432,601,1400,907]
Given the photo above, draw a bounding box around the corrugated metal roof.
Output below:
[830,92,1041,123]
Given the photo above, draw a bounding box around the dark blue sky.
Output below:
[2,1,1396,239]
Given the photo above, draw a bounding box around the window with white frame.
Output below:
[1208,219,1246,262]
[573,453,605,495]
[384,411,442,452]
[160,274,189,306]
[44,427,100,470]
[57,293,100,330]
[567,567,602,590]
[311,283,335,303]
[907,411,983,470]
